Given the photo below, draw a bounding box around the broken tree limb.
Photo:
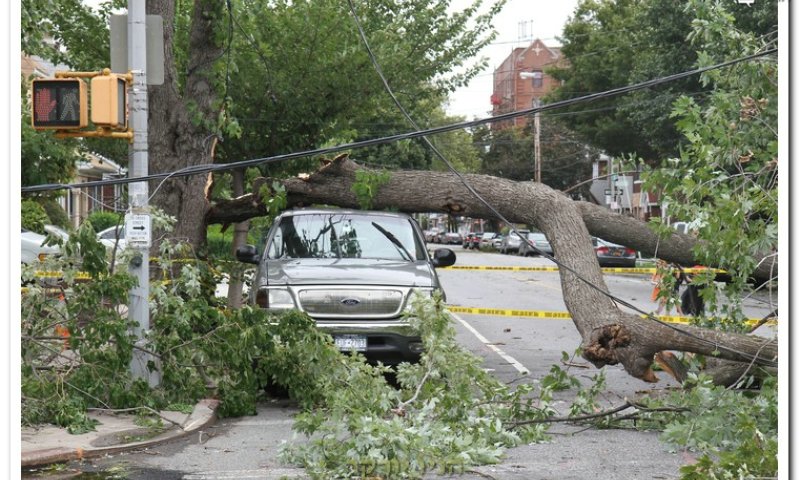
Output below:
[207,158,776,285]
[205,157,778,382]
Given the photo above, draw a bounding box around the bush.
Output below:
[86,210,123,233]
[21,199,48,233]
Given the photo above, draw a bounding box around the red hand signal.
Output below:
[34,88,58,121]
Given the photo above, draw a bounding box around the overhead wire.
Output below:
[345,1,777,368]
[20,47,775,196]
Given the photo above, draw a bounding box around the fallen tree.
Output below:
[206,156,778,384]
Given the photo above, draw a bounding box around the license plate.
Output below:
[334,334,367,352]
[613,249,623,256]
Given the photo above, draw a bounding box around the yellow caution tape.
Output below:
[447,306,572,319]
[34,271,92,280]
[443,265,560,272]
[443,266,724,275]
[447,305,776,326]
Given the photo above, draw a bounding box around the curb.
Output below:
[21,399,220,468]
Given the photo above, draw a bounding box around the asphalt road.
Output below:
[74,246,776,479]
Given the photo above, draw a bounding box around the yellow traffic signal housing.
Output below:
[31,79,88,130]
[91,74,128,129]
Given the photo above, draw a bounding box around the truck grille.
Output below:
[297,288,405,318]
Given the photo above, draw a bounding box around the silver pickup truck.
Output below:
[236,208,456,364]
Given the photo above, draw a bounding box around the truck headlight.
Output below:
[405,288,435,312]
[255,287,296,310]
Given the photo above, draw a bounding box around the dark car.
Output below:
[462,233,479,249]
[236,208,457,365]
[592,237,637,268]
[518,232,552,257]
[469,233,486,249]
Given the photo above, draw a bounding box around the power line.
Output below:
[21,48,776,195]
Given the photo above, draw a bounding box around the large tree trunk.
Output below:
[147,0,225,255]
[207,156,778,383]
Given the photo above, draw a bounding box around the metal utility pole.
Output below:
[520,71,542,183]
[533,102,541,183]
[127,0,159,386]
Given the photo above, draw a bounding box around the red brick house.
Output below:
[490,39,565,129]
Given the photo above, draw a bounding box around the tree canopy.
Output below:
[547,0,777,162]
[473,119,599,198]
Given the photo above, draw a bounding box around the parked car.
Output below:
[423,230,437,243]
[478,232,498,249]
[236,208,457,365]
[592,237,637,268]
[467,232,483,250]
[462,233,477,249]
[428,230,446,243]
[441,232,463,245]
[97,225,127,251]
[44,224,71,243]
[518,232,552,257]
[21,228,60,264]
[491,234,505,250]
[498,230,530,254]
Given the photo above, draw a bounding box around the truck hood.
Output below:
[262,258,436,287]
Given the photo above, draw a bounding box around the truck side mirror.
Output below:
[431,248,456,268]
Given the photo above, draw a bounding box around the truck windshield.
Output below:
[267,213,426,261]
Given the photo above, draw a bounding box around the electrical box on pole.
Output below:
[31,79,88,130]
[91,73,128,129]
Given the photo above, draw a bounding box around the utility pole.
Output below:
[520,71,542,182]
[127,0,159,386]
[533,99,541,183]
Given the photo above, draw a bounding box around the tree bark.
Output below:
[147,0,225,255]
[206,156,777,383]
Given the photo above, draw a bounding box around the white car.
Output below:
[44,224,71,243]
[21,228,60,264]
[97,225,127,251]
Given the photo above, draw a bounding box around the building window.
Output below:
[531,70,543,88]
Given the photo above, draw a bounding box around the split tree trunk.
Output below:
[207,156,778,383]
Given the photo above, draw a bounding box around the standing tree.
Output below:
[145,0,505,252]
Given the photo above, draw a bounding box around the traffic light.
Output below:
[31,79,88,130]
[91,74,128,129]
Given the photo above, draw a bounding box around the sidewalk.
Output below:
[21,399,219,468]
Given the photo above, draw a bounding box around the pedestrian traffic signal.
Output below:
[31,79,88,130]
[91,73,128,129]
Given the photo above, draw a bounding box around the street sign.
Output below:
[125,213,151,248]
[110,15,165,85]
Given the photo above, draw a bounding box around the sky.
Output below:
[445,0,580,120]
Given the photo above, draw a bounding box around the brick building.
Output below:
[490,39,565,129]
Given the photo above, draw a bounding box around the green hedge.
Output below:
[21,200,48,233]
[86,211,123,233]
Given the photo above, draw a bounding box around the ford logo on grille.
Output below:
[341,298,361,306]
